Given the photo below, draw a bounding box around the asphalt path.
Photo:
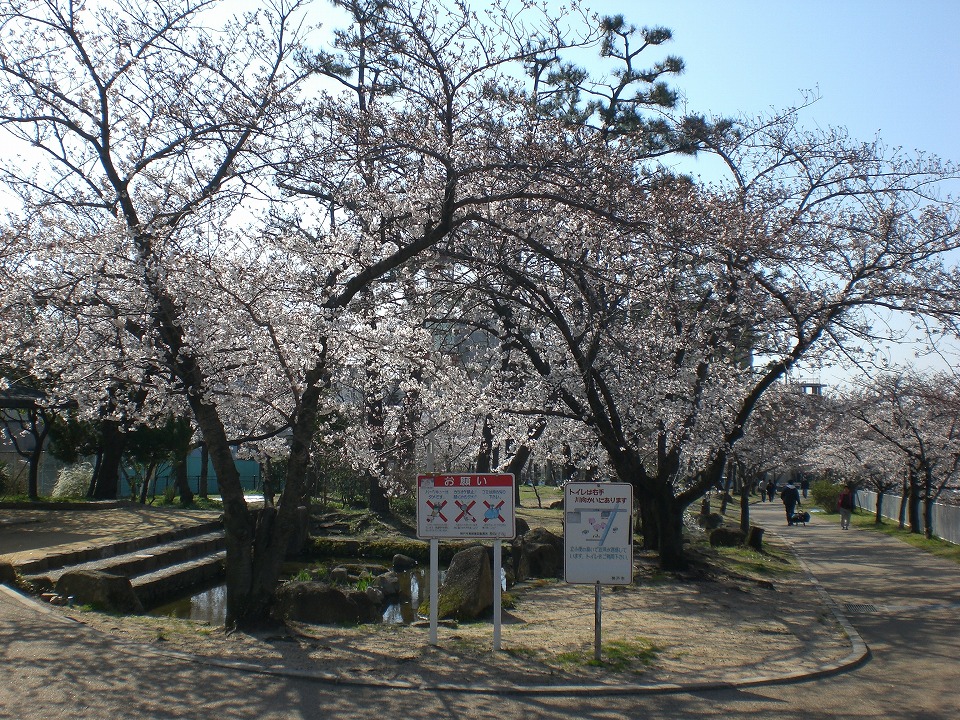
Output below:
[1,501,958,719]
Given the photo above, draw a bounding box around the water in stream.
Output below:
[149,567,432,626]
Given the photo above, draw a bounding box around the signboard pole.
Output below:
[493,539,502,650]
[429,537,439,646]
[594,581,602,661]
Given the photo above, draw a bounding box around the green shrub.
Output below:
[51,462,92,499]
[356,572,373,592]
[810,480,842,514]
[389,492,417,519]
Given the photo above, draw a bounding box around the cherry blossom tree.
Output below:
[0,0,663,624]
[727,386,820,532]
[805,399,904,523]
[843,371,960,536]
[438,106,960,569]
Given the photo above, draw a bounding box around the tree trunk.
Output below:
[475,414,493,473]
[922,463,934,540]
[907,466,922,534]
[25,410,50,500]
[174,452,193,506]
[719,464,733,515]
[504,418,546,506]
[739,480,751,535]
[923,497,934,540]
[262,460,275,509]
[368,472,390,514]
[86,448,104,498]
[897,474,908,530]
[27,450,41,500]
[655,491,688,571]
[91,420,123,500]
[184,396,256,629]
[505,447,531,507]
[199,443,209,499]
[138,462,156,504]
[244,385,323,617]
[875,491,885,524]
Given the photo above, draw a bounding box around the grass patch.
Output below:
[712,543,799,578]
[179,497,223,511]
[519,484,563,505]
[554,638,660,672]
[683,521,800,581]
[850,512,960,564]
[503,644,538,659]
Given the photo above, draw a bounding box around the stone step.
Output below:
[13,519,223,576]
[25,530,226,589]
[132,550,226,607]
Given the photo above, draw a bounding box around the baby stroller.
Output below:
[791,507,811,526]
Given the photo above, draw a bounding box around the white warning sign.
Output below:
[564,482,633,585]
[416,474,515,540]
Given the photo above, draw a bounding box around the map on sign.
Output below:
[564,482,634,585]
[416,474,516,540]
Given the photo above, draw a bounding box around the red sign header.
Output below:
[418,474,514,488]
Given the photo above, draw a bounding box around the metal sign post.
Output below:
[563,482,634,662]
[417,473,516,649]
[594,581,602,661]
[493,539,502,650]
[429,537,439,646]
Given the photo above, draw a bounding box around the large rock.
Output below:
[55,570,143,614]
[515,517,530,537]
[273,581,381,625]
[392,554,418,572]
[709,527,746,548]
[516,527,564,580]
[373,571,401,599]
[436,546,492,620]
[0,561,16,585]
[697,512,724,530]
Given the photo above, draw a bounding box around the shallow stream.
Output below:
[148,566,431,626]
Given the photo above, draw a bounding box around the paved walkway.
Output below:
[1,501,959,718]
[751,500,960,614]
[0,503,221,565]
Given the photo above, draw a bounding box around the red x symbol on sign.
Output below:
[483,500,506,522]
[426,500,447,522]
[455,500,477,522]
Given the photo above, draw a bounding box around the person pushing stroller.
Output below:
[781,481,802,526]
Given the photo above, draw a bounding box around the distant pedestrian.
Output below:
[781,482,801,525]
[766,479,776,503]
[800,476,810,499]
[837,484,855,530]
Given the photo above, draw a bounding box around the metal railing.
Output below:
[856,490,960,546]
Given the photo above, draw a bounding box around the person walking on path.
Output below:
[781,481,801,525]
[837,484,855,529]
[766,478,777,502]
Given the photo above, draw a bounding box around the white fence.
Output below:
[856,490,960,546]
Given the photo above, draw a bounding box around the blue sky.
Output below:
[586,0,959,168]
[582,1,960,380]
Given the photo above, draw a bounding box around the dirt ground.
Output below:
[47,544,852,689]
